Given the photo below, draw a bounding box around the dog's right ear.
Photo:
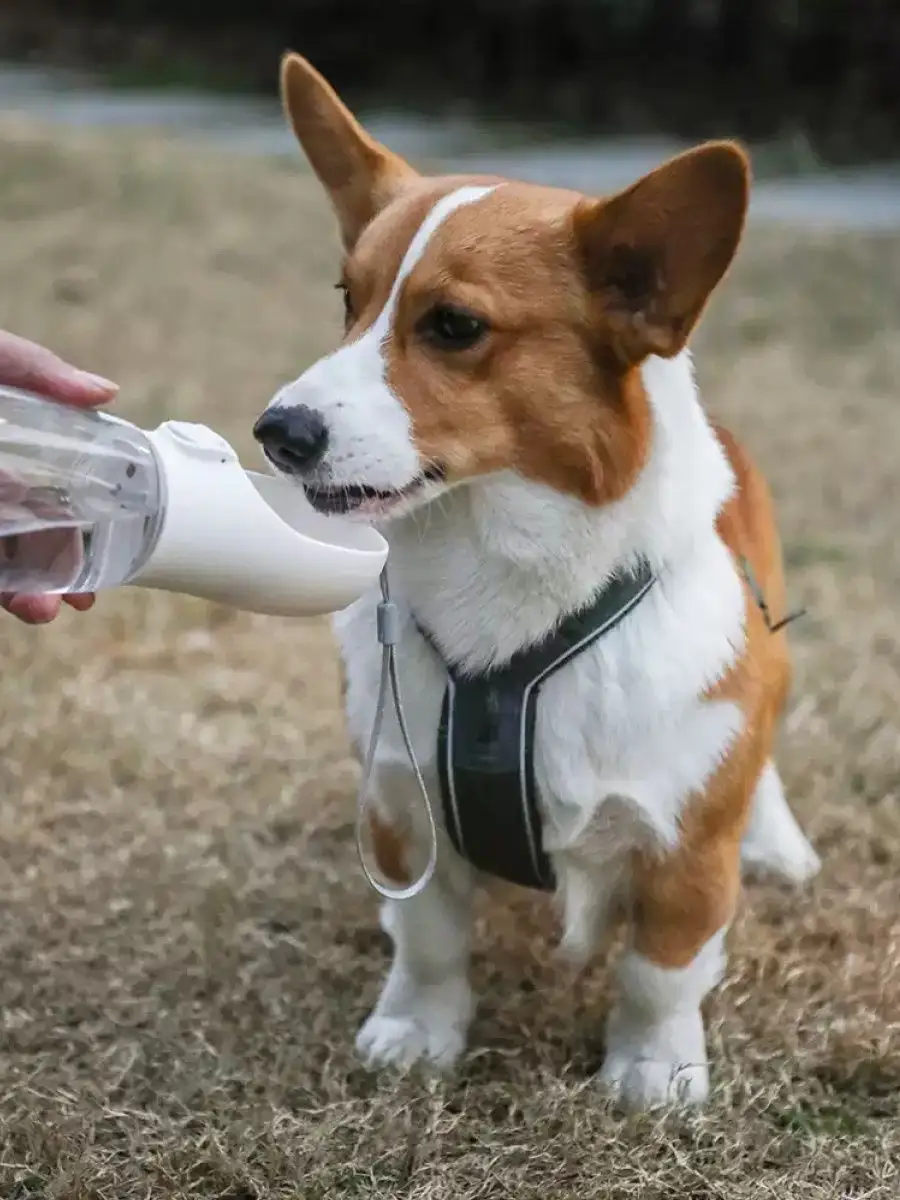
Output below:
[280,52,419,249]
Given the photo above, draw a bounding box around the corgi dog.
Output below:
[254,52,820,1109]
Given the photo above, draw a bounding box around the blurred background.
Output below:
[0,0,898,220]
[0,4,899,1199]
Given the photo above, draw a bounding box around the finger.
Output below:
[63,593,96,612]
[0,331,118,408]
[2,593,62,623]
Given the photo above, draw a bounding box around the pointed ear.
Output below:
[573,141,750,361]
[280,52,419,248]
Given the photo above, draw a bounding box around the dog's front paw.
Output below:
[598,1007,709,1110]
[356,977,472,1073]
[599,1046,709,1109]
[356,1012,465,1071]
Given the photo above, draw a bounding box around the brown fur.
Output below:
[280,54,418,249]
[335,180,656,505]
[369,811,411,887]
[633,431,790,968]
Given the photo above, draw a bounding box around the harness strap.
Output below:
[417,562,656,891]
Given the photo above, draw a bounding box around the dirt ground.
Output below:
[0,120,898,1200]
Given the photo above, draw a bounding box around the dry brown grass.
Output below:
[0,118,899,1199]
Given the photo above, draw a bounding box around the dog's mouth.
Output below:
[303,465,445,517]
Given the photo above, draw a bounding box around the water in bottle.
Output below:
[0,385,164,594]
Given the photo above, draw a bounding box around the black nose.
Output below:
[253,405,329,474]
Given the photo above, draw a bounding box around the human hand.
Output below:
[0,331,118,624]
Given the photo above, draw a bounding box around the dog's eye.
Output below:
[417,305,487,351]
[335,282,353,326]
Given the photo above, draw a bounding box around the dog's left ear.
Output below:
[574,141,750,361]
[280,52,419,249]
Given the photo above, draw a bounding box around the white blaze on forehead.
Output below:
[267,184,498,490]
[367,184,498,339]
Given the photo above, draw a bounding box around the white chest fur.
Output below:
[333,352,747,955]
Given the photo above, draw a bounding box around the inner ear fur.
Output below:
[573,141,750,361]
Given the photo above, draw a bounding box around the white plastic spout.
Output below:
[130,421,387,617]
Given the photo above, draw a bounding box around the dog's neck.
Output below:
[383,352,736,674]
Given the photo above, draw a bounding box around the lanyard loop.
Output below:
[355,566,438,900]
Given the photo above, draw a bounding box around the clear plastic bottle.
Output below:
[0,385,164,594]
[0,385,388,616]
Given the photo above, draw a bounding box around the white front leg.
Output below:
[356,812,475,1072]
[599,929,725,1109]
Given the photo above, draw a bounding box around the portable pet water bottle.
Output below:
[0,385,387,615]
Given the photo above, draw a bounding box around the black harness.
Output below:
[415,562,656,892]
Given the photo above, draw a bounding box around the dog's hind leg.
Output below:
[740,760,820,883]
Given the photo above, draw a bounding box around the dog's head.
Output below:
[254,53,749,519]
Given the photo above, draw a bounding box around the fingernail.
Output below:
[75,370,118,392]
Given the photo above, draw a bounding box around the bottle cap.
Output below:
[131,421,387,616]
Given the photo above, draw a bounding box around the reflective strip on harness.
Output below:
[420,562,656,892]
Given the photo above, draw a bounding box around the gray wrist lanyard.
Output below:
[354,566,438,900]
